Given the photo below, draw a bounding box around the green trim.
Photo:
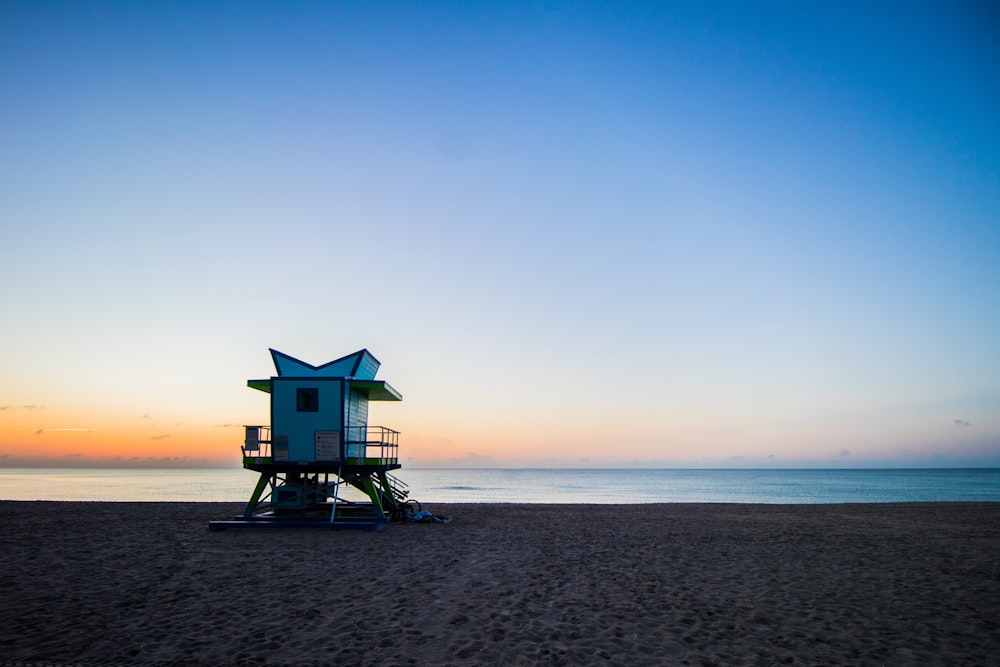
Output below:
[243,456,273,466]
[247,379,271,393]
[345,457,398,466]
[349,380,402,401]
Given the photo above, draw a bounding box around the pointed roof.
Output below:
[269,348,381,380]
[248,349,401,400]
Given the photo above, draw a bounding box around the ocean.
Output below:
[1,467,998,503]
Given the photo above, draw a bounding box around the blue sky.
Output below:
[1,1,998,467]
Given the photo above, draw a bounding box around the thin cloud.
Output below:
[839,449,851,457]
[411,451,494,467]
[35,428,95,434]
[456,451,492,464]
[150,434,171,441]
[952,419,972,427]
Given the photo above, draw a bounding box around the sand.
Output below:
[1,502,998,666]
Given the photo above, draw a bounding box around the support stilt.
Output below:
[329,466,342,524]
[244,472,272,517]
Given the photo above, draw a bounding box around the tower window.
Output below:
[296,388,319,412]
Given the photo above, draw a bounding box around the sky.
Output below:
[1,1,998,469]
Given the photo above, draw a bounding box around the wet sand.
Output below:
[1,501,998,665]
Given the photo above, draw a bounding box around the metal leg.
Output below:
[329,466,342,523]
[376,470,398,517]
[243,472,272,517]
[358,476,384,517]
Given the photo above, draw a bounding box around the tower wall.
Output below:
[271,378,345,462]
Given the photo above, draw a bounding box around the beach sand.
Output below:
[1,502,998,666]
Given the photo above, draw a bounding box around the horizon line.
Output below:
[1,461,998,471]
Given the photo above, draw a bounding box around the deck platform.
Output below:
[208,514,387,531]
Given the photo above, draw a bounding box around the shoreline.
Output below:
[2,501,998,665]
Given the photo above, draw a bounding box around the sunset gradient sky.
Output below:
[2,1,998,468]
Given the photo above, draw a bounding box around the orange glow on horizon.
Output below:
[0,407,242,465]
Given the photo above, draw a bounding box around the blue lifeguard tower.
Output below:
[209,348,415,530]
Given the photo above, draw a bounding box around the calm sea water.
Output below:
[1,468,998,503]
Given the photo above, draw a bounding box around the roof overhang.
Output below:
[349,380,402,401]
[247,379,271,393]
[247,378,402,401]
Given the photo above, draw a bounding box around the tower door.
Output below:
[345,389,369,457]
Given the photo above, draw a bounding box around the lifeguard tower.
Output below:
[209,348,415,530]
